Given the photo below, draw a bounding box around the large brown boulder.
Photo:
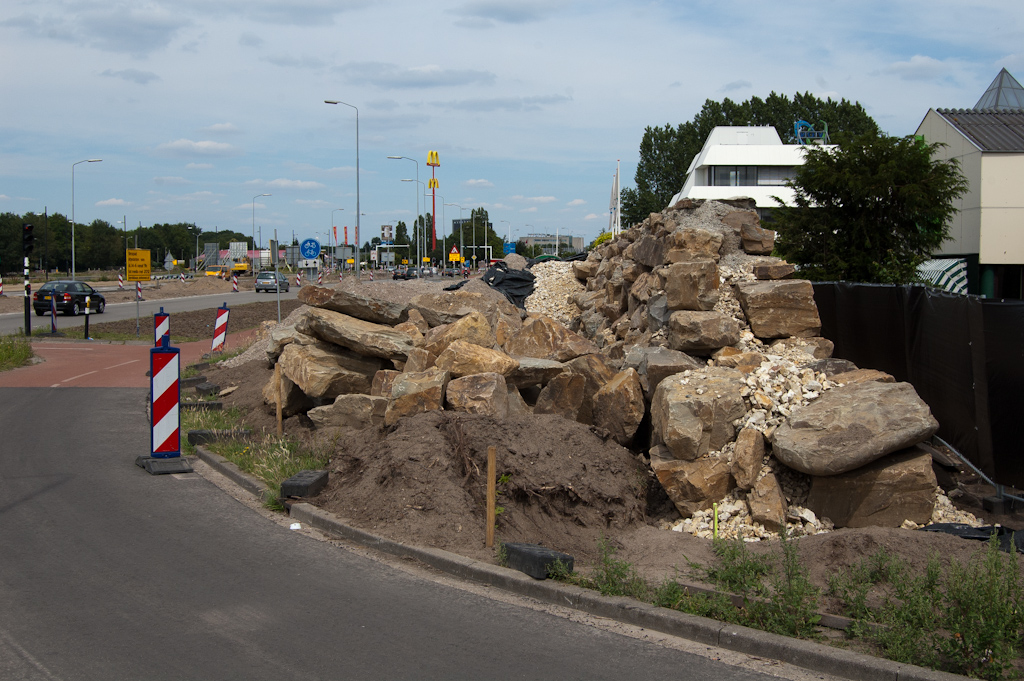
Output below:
[296,307,414,361]
[384,368,450,426]
[592,369,645,445]
[421,311,496,357]
[533,373,586,420]
[805,446,937,528]
[307,394,387,430]
[622,345,703,397]
[565,353,618,424]
[506,357,566,389]
[771,381,940,476]
[434,339,519,378]
[667,310,742,355]
[445,373,510,419]
[667,227,723,262]
[266,324,317,363]
[409,291,518,329]
[298,285,408,325]
[651,368,747,461]
[664,260,720,311]
[371,369,401,398]
[652,456,734,518]
[628,234,666,268]
[731,427,765,490]
[262,371,313,417]
[504,316,599,362]
[278,342,380,399]
[733,280,821,339]
[748,472,787,531]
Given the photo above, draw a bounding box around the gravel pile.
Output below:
[523,261,585,325]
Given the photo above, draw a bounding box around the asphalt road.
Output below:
[0,387,792,681]
[0,289,299,336]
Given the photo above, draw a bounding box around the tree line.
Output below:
[0,212,248,275]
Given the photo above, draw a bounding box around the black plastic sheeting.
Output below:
[443,262,537,309]
[921,523,1024,554]
[813,283,1024,488]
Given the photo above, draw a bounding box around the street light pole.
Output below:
[252,193,270,268]
[324,99,360,281]
[500,219,511,257]
[388,156,420,277]
[71,158,102,280]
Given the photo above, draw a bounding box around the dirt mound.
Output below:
[315,411,648,563]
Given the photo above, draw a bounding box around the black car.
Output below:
[33,280,106,316]
[254,271,290,292]
[392,267,415,280]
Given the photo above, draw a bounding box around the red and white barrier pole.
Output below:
[369,269,373,282]
[136,280,142,300]
[180,271,185,284]
[317,270,323,285]
[154,307,169,346]
[296,272,301,288]
[211,303,230,352]
[232,275,238,293]
[339,270,343,283]
[118,273,124,290]
[138,336,192,474]
[1,273,5,296]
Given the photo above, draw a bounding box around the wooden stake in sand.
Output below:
[275,362,283,437]
[486,445,496,548]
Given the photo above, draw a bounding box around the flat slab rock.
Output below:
[771,380,939,476]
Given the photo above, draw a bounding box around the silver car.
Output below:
[254,271,290,292]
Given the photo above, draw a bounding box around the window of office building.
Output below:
[757,166,794,186]
[710,166,757,186]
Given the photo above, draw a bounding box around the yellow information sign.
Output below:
[126,249,151,282]
[422,256,430,263]
[346,258,355,264]
[448,245,460,262]
[402,259,408,265]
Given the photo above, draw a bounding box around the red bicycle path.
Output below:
[0,329,259,388]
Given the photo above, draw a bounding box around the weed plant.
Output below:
[829,535,1024,679]
[0,333,33,372]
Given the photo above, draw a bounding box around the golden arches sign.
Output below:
[427,150,440,167]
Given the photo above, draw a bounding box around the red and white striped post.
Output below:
[118,273,124,290]
[154,307,169,346]
[180,271,185,284]
[0,273,5,296]
[296,271,302,288]
[138,336,192,474]
[338,270,343,283]
[232,274,238,292]
[211,303,230,352]
[369,269,373,282]
[136,280,143,300]
[317,270,323,285]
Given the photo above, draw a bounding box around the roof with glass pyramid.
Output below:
[975,68,1024,110]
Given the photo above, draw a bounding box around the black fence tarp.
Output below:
[813,283,1024,488]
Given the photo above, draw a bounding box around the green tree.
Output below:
[771,132,969,284]
[621,92,879,227]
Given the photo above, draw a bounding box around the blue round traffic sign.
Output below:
[300,238,321,259]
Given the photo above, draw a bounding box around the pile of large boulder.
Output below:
[262,198,960,540]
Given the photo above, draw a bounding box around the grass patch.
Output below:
[0,333,34,372]
[829,534,1024,679]
[182,406,333,509]
[90,330,200,343]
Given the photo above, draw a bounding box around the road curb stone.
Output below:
[196,452,968,681]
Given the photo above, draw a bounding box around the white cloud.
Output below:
[528,196,556,203]
[96,198,128,206]
[246,178,325,190]
[584,213,601,220]
[465,179,494,188]
[566,199,585,207]
[520,206,537,213]
[100,68,160,85]
[156,139,238,157]
[885,55,952,82]
[337,62,495,89]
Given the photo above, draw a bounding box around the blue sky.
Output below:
[1,0,1021,251]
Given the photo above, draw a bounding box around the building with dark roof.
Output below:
[915,69,1024,298]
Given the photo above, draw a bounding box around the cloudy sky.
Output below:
[1,0,1021,250]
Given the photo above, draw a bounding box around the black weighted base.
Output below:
[280,470,329,498]
[503,543,574,580]
[135,455,194,475]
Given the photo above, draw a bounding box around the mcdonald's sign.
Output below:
[427,150,440,167]
[428,178,439,189]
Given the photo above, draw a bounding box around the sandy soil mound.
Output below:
[316,411,648,563]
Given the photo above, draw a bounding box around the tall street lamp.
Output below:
[71,158,102,280]
[324,99,361,280]
[252,193,270,265]
[500,219,511,253]
[388,156,420,276]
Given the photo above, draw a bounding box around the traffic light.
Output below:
[22,223,34,255]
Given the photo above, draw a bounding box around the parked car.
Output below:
[392,266,415,280]
[254,270,290,292]
[33,280,105,316]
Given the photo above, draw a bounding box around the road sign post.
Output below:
[127,249,151,338]
[136,335,192,475]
